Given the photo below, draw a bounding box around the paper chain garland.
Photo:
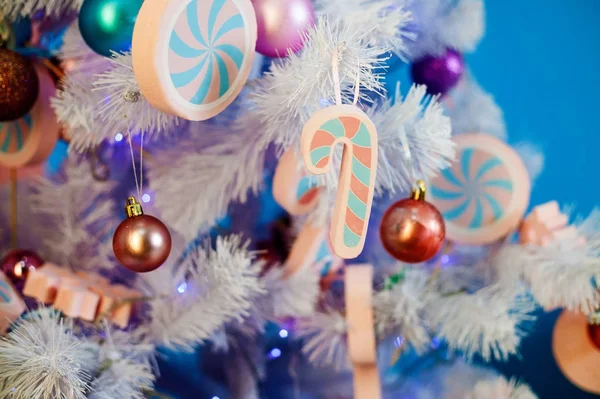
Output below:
[23,264,141,327]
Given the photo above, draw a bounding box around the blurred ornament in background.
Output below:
[519,201,584,247]
[10,17,32,48]
[0,249,43,292]
[113,197,172,273]
[411,49,464,96]
[429,133,531,245]
[0,49,39,121]
[78,0,143,56]
[253,0,314,58]
[380,181,445,264]
[0,64,60,168]
[553,310,600,394]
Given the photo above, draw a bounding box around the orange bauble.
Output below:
[113,197,172,273]
[380,182,445,264]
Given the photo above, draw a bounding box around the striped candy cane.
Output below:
[301,104,378,259]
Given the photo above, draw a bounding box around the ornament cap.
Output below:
[410,180,427,201]
[125,197,143,217]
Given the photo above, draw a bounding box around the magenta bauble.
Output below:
[0,249,44,291]
[252,0,315,58]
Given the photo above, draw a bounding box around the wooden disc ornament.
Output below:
[553,310,600,394]
[429,133,530,245]
[0,64,59,168]
[132,0,257,121]
[301,104,378,259]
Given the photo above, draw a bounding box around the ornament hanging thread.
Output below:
[113,133,171,273]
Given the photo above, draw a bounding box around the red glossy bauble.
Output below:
[589,323,600,350]
[113,214,172,273]
[0,249,44,291]
[380,198,445,263]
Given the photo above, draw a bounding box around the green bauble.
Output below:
[78,0,143,57]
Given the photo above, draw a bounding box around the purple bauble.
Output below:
[411,49,464,96]
[1,249,44,292]
[252,0,314,58]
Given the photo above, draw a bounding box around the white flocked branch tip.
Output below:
[54,51,181,152]
[251,16,389,151]
[260,266,320,318]
[93,52,181,140]
[426,285,536,362]
[467,376,538,399]
[444,76,507,141]
[370,83,454,195]
[494,209,600,313]
[139,235,265,352]
[296,311,349,371]
[88,359,155,399]
[0,308,99,399]
[406,0,485,59]
[315,0,415,60]
[373,268,432,352]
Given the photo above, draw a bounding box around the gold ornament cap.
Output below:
[125,197,143,217]
[410,180,427,201]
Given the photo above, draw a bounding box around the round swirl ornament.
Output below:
[132,0,257,121]
[429,133,530,245]
[0,64,60,168]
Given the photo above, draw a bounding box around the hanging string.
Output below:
[126,131,141,199]
[140,130,144,197]
[332,47,343,106]
[353,67,361,106]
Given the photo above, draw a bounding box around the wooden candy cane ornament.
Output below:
[301,52,378,259]
[345,265,381,399]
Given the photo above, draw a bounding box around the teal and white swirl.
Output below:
[168,0,248,105]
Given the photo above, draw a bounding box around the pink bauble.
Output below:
[252,0,314,58]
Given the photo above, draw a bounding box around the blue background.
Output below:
[472,1,599,397]
[441,1,598,397]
